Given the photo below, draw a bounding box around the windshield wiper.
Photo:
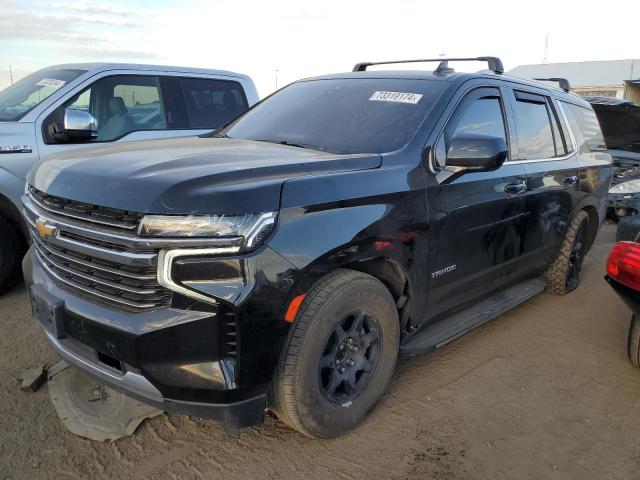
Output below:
[254,139,327,152]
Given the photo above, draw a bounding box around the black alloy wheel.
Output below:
[319,310,381,403]
[271,269,399,438]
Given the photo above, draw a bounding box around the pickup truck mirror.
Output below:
[62,109,98,142]
[446,134,508,172]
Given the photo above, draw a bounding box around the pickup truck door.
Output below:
[425,85,529,320]
[35,73,250,160]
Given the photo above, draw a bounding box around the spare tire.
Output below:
[616,215,640,242]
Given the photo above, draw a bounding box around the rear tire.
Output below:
[628,315,640,369]
[0,216,23,295]
[271,269,399,438]
[544,210,590,295]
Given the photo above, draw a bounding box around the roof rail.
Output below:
[352,56,504,74]
[533,77,571,92]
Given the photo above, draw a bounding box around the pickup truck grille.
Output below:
[24,187,171,311]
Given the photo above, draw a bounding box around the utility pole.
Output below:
[9,65,13,84]
[542,34,549,64]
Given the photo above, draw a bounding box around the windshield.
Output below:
[221,78,448,154]
[0,68,86,121]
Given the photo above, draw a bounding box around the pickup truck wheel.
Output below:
[629,315,640,368]
[271,269,399,438]
[0,216,23,295]
[544,210,590,295]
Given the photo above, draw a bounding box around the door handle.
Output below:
[563,175,578,185]
[504,182,527,195]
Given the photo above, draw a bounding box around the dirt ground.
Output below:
[2,221,639,480]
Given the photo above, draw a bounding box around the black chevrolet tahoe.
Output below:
[22,57,612,438]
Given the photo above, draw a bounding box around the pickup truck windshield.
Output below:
[223,78,447,154]
[0,68,86,121]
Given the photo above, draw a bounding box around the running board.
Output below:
[400,278,546,357]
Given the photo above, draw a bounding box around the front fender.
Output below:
[270,165,426,268]
[268,165,429,319]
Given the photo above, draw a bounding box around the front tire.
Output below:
[616,215,640,242]
[0,216,24,295]
[544,210,590,295]
[271,269,399,438]
[628,315,640,368]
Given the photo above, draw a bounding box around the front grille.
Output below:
[25,187,172,312]
[28,186,142,231]
[32,236,171,310]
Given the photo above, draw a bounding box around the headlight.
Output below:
[609,179,640,194]
[138,212,276,248]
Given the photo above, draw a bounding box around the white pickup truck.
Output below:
[0,63,259,294]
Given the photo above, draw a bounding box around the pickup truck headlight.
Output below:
[138,212,276,248]
[609,179,640,194]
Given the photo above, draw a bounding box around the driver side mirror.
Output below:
[445,133,508,172]
[59,109,98,142]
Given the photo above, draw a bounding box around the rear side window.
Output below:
[180,78,248,129]
[562,102,607,153]
[513,91,555,160]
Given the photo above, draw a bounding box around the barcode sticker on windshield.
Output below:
[369,91,423,104]
[36,79,66,88]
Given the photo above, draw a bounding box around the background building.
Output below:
[509,59,640,103]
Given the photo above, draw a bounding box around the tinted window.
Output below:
[436,95,506,167]
[222,78,448,154]
[513,94,556,159]
[180,78,248,129]
[46,75,167,143]
[562,102,607,153]
[0,68,85,121]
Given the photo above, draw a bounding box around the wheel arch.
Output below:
[0,192,28,243]
[345,256,412,333]
[572,193,602,250]
[580,204,600,249]
[285,244,413,334]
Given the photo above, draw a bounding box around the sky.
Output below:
[1,0,639,96]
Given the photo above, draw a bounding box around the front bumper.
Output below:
[607,191,640,213]
[23,250,267,430]
[42,327,265,428]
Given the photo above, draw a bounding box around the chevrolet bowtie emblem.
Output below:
[35,218,56,238]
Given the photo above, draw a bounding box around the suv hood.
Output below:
[30,136,381,214]
[588,97,640,153]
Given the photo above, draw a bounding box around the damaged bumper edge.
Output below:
[24,250,267,431]
[43,327,267,429]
